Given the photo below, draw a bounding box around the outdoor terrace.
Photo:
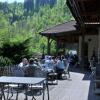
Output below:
[2,68,100,100]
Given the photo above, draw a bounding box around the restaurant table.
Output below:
[0,76,49,100]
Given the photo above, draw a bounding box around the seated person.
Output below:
[18,58,29,76]
[44,56,55,73]
[24,58,35,77]
[25,58,44,77]
[56,56,65,79]
[18,58,29,68]
[34,58,43,69]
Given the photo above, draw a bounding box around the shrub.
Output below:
[0,56,12,67]
[0,38,32,64]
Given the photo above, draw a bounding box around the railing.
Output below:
[0,66,14,76]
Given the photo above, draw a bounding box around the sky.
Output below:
[0,0,24,3]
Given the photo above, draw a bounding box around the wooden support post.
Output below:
[47,37,50,55]
[81,25,85,70]
[47,37,53,55]
[63,43,66,55]
[81,33,85,69]
[98,28,100,63]
[56,40,59,56]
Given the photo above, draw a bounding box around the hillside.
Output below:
[0,0,73,64]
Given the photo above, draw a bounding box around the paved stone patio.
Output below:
[3,69,100,100]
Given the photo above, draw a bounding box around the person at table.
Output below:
[28,57,43,70]
[24,58,35,77]
[61,55,67,67]
[34,58,42,68]
[25,58,45,77]
[52,56,57,71]
[18,58,29,68]
[56,56,65,79]
[44,56,55,73]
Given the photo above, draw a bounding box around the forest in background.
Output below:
[0,0,73,65]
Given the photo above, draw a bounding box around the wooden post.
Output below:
[98,28,100,63]
[81,33,85,69]
[47,36,53,55]
[63,43,66,55]
[81,25,85,70]
[56,39,59,56]
[47,37,50,55]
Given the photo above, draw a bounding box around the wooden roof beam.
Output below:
[67,0,84,25]
[73,0,85,25]
[67,0,81,24]
[81,12,100,16]
[77,0,96,2]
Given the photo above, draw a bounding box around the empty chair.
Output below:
[47,71,58,84]
[62,62,70,79]
[5,65,25,100]
[0,84,6,100]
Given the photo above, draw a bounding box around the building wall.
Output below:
[78,35,98,61]
[85,35,98,60]
[98,28,100,63]
[78,36,82,61]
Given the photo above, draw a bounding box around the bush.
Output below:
[0,56,12,67]
[0,38,32,64]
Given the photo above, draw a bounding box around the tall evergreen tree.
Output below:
[0,2,3,10]
[24,0,34,14]
[39,0,49,6]
[35,0,41,12]
[2,2,9,13]
[49,0,57,8]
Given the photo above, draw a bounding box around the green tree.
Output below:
[24,0,34,15]
[0,0,72,64]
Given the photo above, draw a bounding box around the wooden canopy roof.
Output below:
[41,21,81,43]
[67,0,100,26]
[40,20,98,43]
[41,21,77,35]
